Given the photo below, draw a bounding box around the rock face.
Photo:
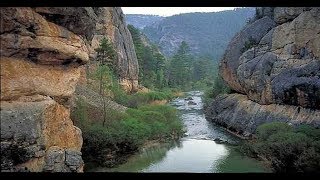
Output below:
[33,7,139,92]
[88,7,139,92]
[206,7,320,137]
[0,7,86,172]
[1,7,139,171]
[219,16,276,93]
[205,94,320,137]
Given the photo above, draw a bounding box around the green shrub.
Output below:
[295,124,320,141]
[111,86,130,105]
[138,105,178,122]
[204,74,231,104]
[79,103,183,167]
[256,122,293,141]
[104,108,129,125]
[267,132,310,144]
[141,111,167,123]
[125,93,149,108]
[263,132,313,172]
[119,118,151,145]
[112,90,175,108]
[241,122,320,173]
[73,97,89,128]
[295,145,320,172]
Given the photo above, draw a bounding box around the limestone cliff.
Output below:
[32,7,139,92]
[0,7,86,172]
[84,7,139,92]
[0,7,138,172]
[206,7,320,137]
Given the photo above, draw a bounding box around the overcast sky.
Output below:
[121,7,237,17]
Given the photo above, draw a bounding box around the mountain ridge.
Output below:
[131,8,256,60]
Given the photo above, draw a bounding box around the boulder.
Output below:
[273,7,310,24]
[188,101,197,105]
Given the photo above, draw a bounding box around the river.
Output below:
[91,91,270,173]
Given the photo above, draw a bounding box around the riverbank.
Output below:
[72,88,185,170]
[89,91,270,172]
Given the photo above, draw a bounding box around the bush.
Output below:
[256,122,293,141]
[295,124,320,141]
[204,74,231,104]
[77,102,184,167]
[295,145,320,172]
[263,132,313,172]
[73,97,89,128]
[113,90,176,108]
[241,122,320,173]
[138,105,178,122]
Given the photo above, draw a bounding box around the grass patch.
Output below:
[113,88,179,108]
[73,99,184,168]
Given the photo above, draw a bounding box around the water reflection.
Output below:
[143,139,228,172]
[91,91,268,173]
[92,141,177,172]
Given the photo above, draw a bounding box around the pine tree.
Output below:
[95,37,117,126]
[96,37,117,72]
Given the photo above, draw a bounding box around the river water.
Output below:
[92,91,270,173]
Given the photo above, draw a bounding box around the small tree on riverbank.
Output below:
[95,37,118,126]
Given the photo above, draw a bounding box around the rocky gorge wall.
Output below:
[205,7,320,137]
[73,7,139,92]
[0,7,138,172]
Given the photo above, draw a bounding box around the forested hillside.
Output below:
[128,25,167,89]
[128,25,216,91]
[126,14,164,29]
[142,8,255,60]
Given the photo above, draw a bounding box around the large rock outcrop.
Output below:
[87,7,139,92]
[1,7,139,172]
[206,94,320,137]
[32,7,139,92]
[206,7,320,137]
[0,7,87,172]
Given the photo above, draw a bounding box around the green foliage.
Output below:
[203,72,231,105]
[256,122,293,141]
[93,65,117,94]
[77,102,184,167]
[295,124,320,141]
[73,97,89,128]
[142,8,255,59]
[128,25,168,89]
[240,122,320,172]
[138,105,178,122]
[168,41,194,89]
[129,25,219,92]
[95,37,117,72]
[112,89,175,108]
[211,75,231,97]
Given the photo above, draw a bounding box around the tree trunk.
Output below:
[102,93,107,127]
[99,60,103,95]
